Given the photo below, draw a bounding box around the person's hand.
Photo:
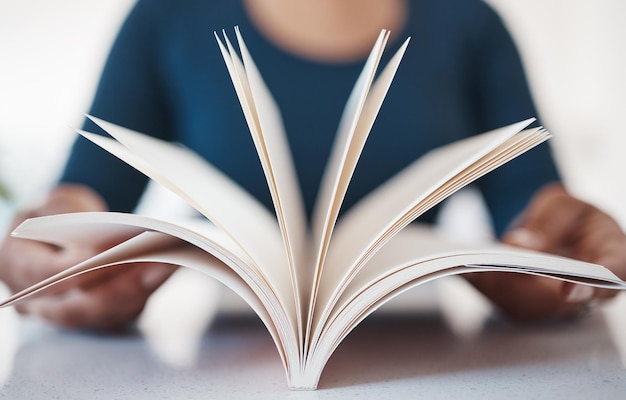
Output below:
[468,183,626,321]
[0,184,176,331]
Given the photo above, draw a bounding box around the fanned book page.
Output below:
[2,28,625,391]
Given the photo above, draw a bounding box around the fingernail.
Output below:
[504,228,544,250]
[566,284,595,303]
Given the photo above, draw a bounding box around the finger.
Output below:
[503,184,590,253]
[6,237,140,296]
[23,263,176,331]
[30,263,175,331]
[6,243,101,297]
[569,210,626,267]
[468,272,589,321]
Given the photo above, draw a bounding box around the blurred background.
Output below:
[0,0,625,225]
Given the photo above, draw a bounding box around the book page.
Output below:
[306,225,626,374]
[312,119,541,334]
[0,229,289,375]
[80,122,284,274]
[307,33,410,336]
[326,257,625,353]
[339,225,625,314]
[6,212,271,305]
[2,212,302,372]
[217,30,308,335]
[310,29,389,283]
[78,124,299,334]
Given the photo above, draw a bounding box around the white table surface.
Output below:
[1,281,625,400]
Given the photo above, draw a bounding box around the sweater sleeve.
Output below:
[60,0,173,212]
[467,3,561,236]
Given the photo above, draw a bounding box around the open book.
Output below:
[2,28,625,390]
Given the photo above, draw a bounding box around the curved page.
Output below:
[307,35,411,339]
[1,211,300,372]
[77,125,298,334]
[1,229,289,376]
[305,226,626,383]
[312,120,540,335]
[217,31,308,322]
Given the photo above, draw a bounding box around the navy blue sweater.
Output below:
[61,0,560,235]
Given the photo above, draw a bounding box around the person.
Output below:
[1,0,624,331]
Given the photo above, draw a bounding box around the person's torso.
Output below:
[150,0,494,218]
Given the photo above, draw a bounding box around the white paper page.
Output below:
[310,30,389,272]
[323,260,626,356]
[0,230,289,374]
[128,232,287,370]
[305,33,411,355]
[229,28,309,310]
[336,225,625,316]
[79,124,284,271]
[311,119,536,333]
[1,225,180,305]
[309,34,411,318]
[308,230,626,374]
[8,212,269,300]
[388,129,549,234]
[306,265,474,378]
[299,29,391,351]
[4,212,301,367]
[218,30,307,275]
[308,227,477,361]
[78,126,299,331]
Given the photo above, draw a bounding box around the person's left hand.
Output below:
[467,183,626,321]
[0,184,177,331]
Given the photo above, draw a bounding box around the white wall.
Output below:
[0,0,136,208]
[0,0,625,224]
[487,0,626,225]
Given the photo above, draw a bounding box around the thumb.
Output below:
[502,227,546,251]
[502,183,587,254]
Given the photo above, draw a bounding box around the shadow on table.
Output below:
[318,311,617,389]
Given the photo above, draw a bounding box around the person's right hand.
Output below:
[0,184,176,331]
[467,183,626,321]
